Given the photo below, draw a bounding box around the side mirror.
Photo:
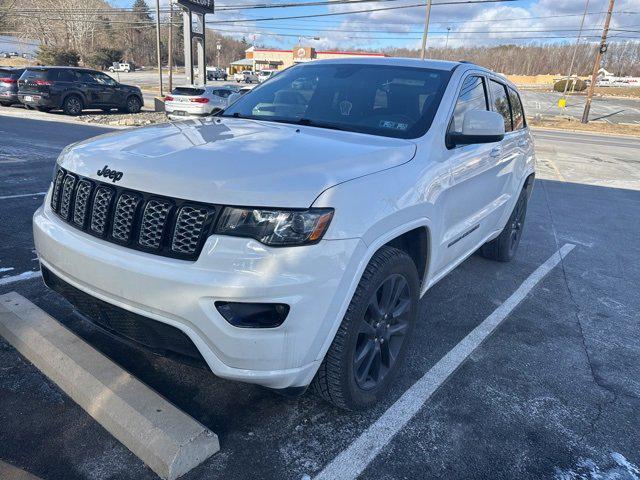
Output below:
[447,110,505,147]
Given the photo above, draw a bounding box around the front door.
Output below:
[437,74,508,272]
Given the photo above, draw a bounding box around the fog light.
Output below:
[215,301,289,328]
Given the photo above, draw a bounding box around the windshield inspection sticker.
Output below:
[379,120,409,130]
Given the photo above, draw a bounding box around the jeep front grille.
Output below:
[50,166,219,260]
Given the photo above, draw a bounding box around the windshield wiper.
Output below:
[295,118,347,132]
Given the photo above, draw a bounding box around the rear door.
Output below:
[487,78,521,227]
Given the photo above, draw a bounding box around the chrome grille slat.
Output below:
[138,200,172,249]
[172,206,209,254]
[112,193,140,242]
[52,166,216,260]
[59,174,77,219]
[51,168,65,211]
[90,187,114,235]
[73,180,92,227]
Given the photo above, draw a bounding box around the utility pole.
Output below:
[155,0,163,96]
[216,41,221,69]
[561,0,589,105]
[168,0,174,93]
[445,26,451,50]
[419,0,433,60]
[581,0,615,123]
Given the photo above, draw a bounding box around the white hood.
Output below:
[59,117,417,208]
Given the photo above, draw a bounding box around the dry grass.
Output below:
[0,57,34,67]
[529,116,640,137]
[593,86,640,99]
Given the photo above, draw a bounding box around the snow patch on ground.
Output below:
[555,452,640,480]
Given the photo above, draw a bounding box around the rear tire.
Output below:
[311,245,419,410]
[63,95,83,116]
[480,187,529,262]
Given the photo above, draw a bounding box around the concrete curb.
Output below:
[0,292,220,480]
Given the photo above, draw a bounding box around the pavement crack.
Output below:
[540,182,618,442]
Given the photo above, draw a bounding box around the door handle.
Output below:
[490,146,502,158]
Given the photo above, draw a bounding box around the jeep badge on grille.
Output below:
[97,165,124,183]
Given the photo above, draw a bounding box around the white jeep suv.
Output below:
[33,58,535,410]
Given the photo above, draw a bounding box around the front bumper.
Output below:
[34,196,365,389]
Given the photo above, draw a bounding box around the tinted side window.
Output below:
[449,75,488,134]
[508,87,525,130]
[56,70,78,82]
[489,79,512,132]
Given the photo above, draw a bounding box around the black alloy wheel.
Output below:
[126,96,141,114]
[480,186,529,262]
[354,273,411,390]
[311,245,419,410]
[63,95,83,116]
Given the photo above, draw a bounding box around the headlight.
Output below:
[215,207,334,246]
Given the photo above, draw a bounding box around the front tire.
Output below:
[480,187,529,262]
[311,246,419,410]
[63,95,83,116]
[123,96,141,114]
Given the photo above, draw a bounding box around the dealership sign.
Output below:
[174,0,214,14]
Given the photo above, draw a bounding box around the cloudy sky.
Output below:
[114,0,640,51]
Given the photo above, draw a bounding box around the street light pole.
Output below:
[581,0,615,123]
[155,0,163,97]
[445,26,451,50]
[419,0,433,60]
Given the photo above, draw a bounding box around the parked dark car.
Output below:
[18,66,144,115]
[0,67,25,106]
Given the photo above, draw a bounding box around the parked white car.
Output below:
[34,58,535,410]
[233,70,259,83]
[258,69,279,83]
[164,85,238,119]
[226,84,255,105]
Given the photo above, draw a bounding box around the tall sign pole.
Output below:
[155,0,163,96]
[581,0,615,123]
[419,0,433,60]
[168,0,174,93]
[175,0,214,86]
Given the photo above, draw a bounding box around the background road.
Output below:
[1,115,639,480]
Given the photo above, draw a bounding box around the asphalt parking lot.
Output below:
[1,115,639,479]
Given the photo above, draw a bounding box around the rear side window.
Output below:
[508,87,525,130]
[449,75,488,134]
[56,70,79,82]
[489,80,512,132]
[172,87,205,96]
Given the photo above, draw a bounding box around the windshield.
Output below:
[222,63,451,139]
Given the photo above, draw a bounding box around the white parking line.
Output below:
[0,192,47,200]
[0,270,41,287]
[314,243,575,480]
